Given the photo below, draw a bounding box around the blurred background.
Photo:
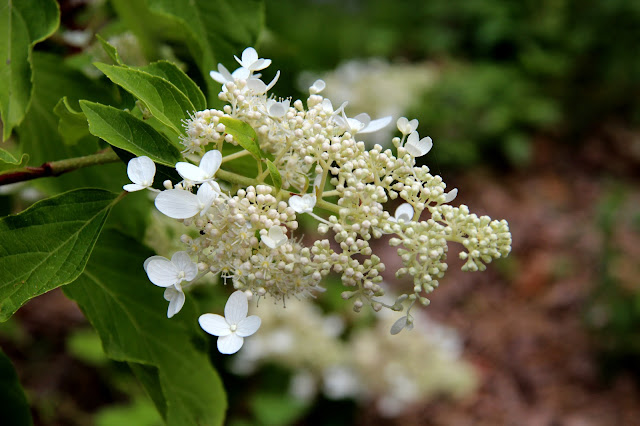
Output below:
[2,0,640,424]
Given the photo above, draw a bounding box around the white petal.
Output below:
[164,287,185,318]
[236,315,261,337]
[390,316,409,335]
[262,226,287,248]
[289,194,316,213]
[146,258,179,287]
[397,117,419,135]
[239,47,258,67]
[196,183,218,215]
[217,333,244,354]
[444,188,458,203]
[247,78,267,94]
[171,251,197,281]
[360,116,392,134]
[225,290,249,324]
[406,133,433,157]
[123,183,146,192]
[144,255,167,273]
[310,79,326,93]
[394,203,414,222]
[176,162,209,182]
[199,314,231,336]
[199,150,222,177]
[127,156,156,186]
[155,189,200,219]
[264,70,280,91]
[231,67,250,80]
[353,113,371,127]
[210,64,232,84]
[250,58,271,71]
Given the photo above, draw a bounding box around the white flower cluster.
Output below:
[124,47,512,351]
[232,297,477,417]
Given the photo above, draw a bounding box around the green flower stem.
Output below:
[0,149,121,186]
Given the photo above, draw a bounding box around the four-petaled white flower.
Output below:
[199,291,262,354]
[176,150,222,183]
[123,156,156,192]
[144,251,197,318]
[262,225,287,248]
[390,203,414,223]
[289,193,316,214]
[396,117,419,135]
[155,181,220,219]
[234,47,272,72]
[404,131,433,157]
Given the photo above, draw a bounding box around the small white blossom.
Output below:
[289,193,316,214]
[234,47,272,72]
[396,117,419,135]
[404,131,433,157]
[176,149,222,183]
[266,99,291,118]
[199,290,262,354]
[154,182,220,219]
[144,252,197,318]
[262,225,287,249]
[123,156,156,192]
[389,203,414,223]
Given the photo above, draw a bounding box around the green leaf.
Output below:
[138,61,207,112]
[96,34,124,65]
[0,349,33,426]
[80,101,182,167]
[145,0,264,102]
[94,63,195,135]
[0,148,28,173]
[17,52,125,194]
[0,0,59,141]
[0,189,117,322]
[219,116,261,159]
[265,159,282,193]
[54,97,90,145]
[64,230,227,426]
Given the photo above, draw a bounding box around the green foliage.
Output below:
[17,52,124,194]
[409,63,560,168]
[265,0,640,167]
[81,101,182,166]
[94,63,196,135]
[0,148,28,173]
[64,229,227,426]
[0,0,59,141]
[0,348,32,426]
[54,97,92,145]
[265,159,282,192]
[0,189,117,321]
[219,116,262,159]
